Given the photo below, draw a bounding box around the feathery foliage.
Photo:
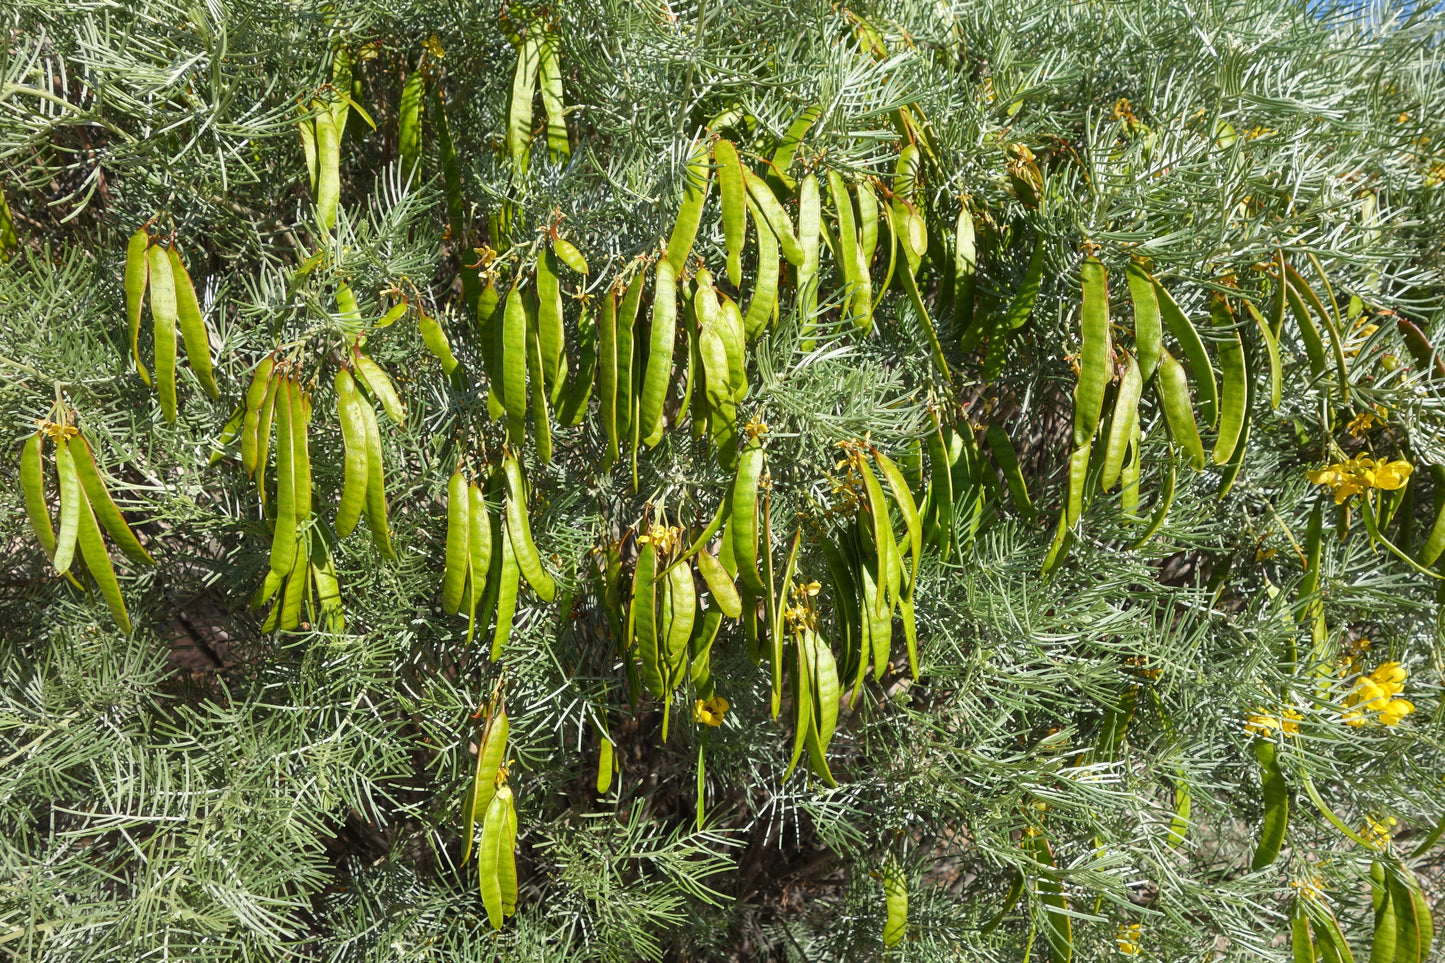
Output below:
[1,1,1444,960]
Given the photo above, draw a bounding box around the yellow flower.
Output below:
[1291,874,1326,904]
[1347,410,1383,436]
[693,696,729,727]
[1361,814,1398,848]
[1370,459,1412,490]
[1379,699,1415,726]
[1245,707,1301,737]
[1116,922,1142,955]
[1342,662,1412,727]
[1308,456,1413,504]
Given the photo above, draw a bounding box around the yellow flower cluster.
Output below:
[1245,707,1302,738]
[1361,814,1398,848]
[1116,922,1142,955]
[693,696,730,727]
[1307,455,1412,504]
[1342,662,1414,727]
[1346,409,1384,436]
[638,523,683,555]
[1290,874,1326,904]
[783,581,822,633]
[1125,655,1162,680]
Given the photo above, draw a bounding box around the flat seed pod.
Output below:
[1286,260,1351,402]
[498,790,518,917]
[719,295,747,401]
[665,139,713,274]
[1250,738,1289,871]
[536,247,565,392]
[1129,447,1178,549]
[552,238,587,275]
[357,392,394,559]
[502,453,556,602]
[632,539,663,697]
[1126,258,1161,382]
[506,28,542,177]
[166,246,218,399]
[465,705,511,861]
[1073,256,1111,449]
[857,179,879,266]
[827,171,868,333]
[1025,832,1073,963]
[810,629,840,754]
[491,515,520,662]
[466,483,494,643]
[796,173,821,325]
[1384,862,1432,963]
[662,560,695,679]
[334,369,370,538]
[1155,279,1218,427]
[731,440,766,595]
[353,353,406,426]
[859,555,891,680]
[783,634,813,780]
[289,378,312,527]
[596,736,614,794]
[298,110,317,191]
[1420,464,1445,567]
[924,416,955,559]
[1006,235,1046,332]
[1167,777,1191,849]
[882,859,908,948]
[73,479,132,633]
[267,376,297,589]
[1100,352,1142,492]
[557,304,596,427]
[899,268,951,383]
[442,470,470,615]
[1212,296,1248,465]
[714,139,748,287]
[597,286,620,464]
[1121,418,1143,516]
[639,260,676,449]
[398,69,424,185]
[418,314,461,379]
[72,435,153,566]
[525,311,553,464]
[696,549,741,618]
[1245,300,1283,411]
[539,32,569,162]
[873,449,923,587]
[208,403,245,466]
[615,271,643,447]
[743,196,780,341]
[124,227,151,384]
[21,432,57,562]
[954,206,977,345]
[313,106,340,230]
[479,789,510,929]
[242,357,276,477]
[53,435,82,576]
[985,425,1035,520]
[768,104,820,192]
[1066,443,1090,526]
[147,244,179,423]
[1371,866,1398,963]
[310,537,344,633]
[500,283,529,441]
[743,167,804,266]
[1157,349,1206,470]
[856,454,896,620]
